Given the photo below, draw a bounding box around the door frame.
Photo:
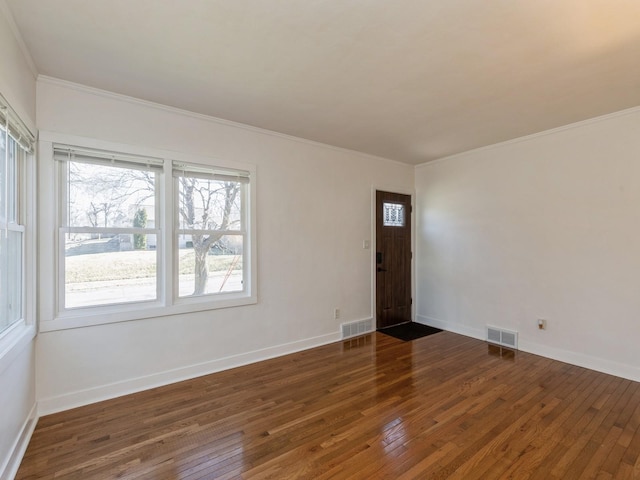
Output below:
[371,185,415,328]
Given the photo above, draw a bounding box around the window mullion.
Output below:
[162,162,173,306]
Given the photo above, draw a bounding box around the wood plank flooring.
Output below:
[16,331,640,479]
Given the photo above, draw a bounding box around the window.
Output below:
[0,127,23,333]
[174,161,248,298]
[55,146,162,309]
[52,142,255,324]
[383,202,405,227]
[0,95,35,336]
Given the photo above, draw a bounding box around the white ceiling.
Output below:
[6,0,640,164]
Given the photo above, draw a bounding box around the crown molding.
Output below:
[416,104,640,170]
[37,75,411,169]
[0,0,38,78]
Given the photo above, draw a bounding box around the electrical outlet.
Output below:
[537,319,547,330]
[334,308,340,320]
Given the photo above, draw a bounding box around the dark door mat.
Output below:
[379,322,443,341]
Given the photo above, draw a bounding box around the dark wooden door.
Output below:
[376,190,412,329]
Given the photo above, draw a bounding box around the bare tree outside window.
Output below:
[61,157,246,308]
[63,161,158,307]
[68,162,155,230]
[177,176,243,296]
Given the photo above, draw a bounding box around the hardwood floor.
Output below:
[16,331,640,479]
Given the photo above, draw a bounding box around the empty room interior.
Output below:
[2,1,640,478]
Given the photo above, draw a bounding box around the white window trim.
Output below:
[0,321,35,376]
[0,96,36,367]
[39,131,257,332]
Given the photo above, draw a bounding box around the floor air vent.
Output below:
[342,319,374,339]
[487,326,518,349]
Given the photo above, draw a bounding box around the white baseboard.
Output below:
[416,315,640,383]
[415,315,485,341]
[38,331,342,416]
[0,402,37,480]
[518,339,640,383]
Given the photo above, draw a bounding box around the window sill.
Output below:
[40,293,257,332]
[0,322,36,376]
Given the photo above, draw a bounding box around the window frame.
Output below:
[56,151,163,311]
[0,95,36,362]
[173,161,250,302]
[0,131,26,335]
[40,132,257,332]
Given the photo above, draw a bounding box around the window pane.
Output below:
[178,234,243,297]
[65,233,157,308]
[383,202,405,227]
[0,129,6,224]
[68,162,156,228]
[177,177,242,231]
[0,230,22,333]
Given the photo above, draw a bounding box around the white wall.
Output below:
[415,107,640,381]
[0,3,35,128]
[35,77,414,413]
[0,2,37,479]
[0,341,35,479]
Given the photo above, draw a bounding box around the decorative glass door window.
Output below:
[383,202,405,227]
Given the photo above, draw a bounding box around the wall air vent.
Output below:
[341,319,374,339]
[486,326,518,349]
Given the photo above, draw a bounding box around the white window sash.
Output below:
[0,112,28,335]
[57,153,160,230]
[2,223,25,233]
[63,227,160,235]
[58,228,162,311]
[173,163,249,300]
[56,145,163,312]
[177,229,244,236]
